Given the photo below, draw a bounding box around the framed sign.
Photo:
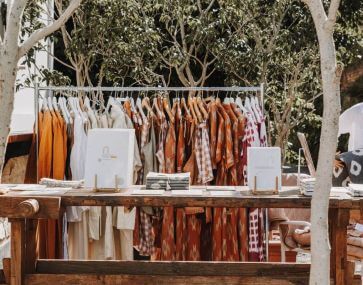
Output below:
[247,147,282,194]
[84,129,135,191]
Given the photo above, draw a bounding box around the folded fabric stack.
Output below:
[347,210,363,261]
[300,178,315,196]
[347,183,363,197]
[40,178,84,188]
[146,172,190,190]
[347,229,363,261]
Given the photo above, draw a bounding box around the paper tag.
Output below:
[209,191,236,196]
[171,190,203,196]
[132,190,165,195]
[355,223,363,232]
[206,186,235,191]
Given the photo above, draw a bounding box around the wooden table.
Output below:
[0,186,358,285]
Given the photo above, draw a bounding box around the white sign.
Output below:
[247,147,282,192]
[84,129,134,189]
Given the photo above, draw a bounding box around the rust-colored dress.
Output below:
[160,113,176,260]
[212,104,240,261]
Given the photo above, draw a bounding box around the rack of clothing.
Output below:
[26,84,268,263]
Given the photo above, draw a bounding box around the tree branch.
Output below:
[326,0,341,31]
[18,0,81,59]
[4,0,27,51]
[40,46,76,71]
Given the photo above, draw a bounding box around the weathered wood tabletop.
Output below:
[0,186,359,213]
[0,185,359,285]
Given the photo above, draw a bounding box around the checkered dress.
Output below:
[194,122,214,184]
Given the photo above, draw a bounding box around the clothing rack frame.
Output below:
[33,83,269,261]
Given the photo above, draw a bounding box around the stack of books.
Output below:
[347,183,363,197]
[300,178,316,196]
[146,172,190,190]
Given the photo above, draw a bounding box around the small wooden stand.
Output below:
[93,174,120,193]
[252,176,279,195]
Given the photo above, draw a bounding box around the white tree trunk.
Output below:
[310,38,341,284]
[0,59,17,176]
[303,0,342,284]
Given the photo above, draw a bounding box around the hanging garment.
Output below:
[36,110,56,259]
[113,206,136,260]
[160,118,177,260]
[209,101,218,169]
[194,122,214,184]
[67,109,89,260]
[338,103,363,151]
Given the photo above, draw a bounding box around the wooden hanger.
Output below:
[142,97,155,117]
[136,96,147,122]
[180,97,190,117]
[123,99,132,118]
[153,96,163,120]
[188,94,198,124]
[163,96,174,123]
[197,96,208,120]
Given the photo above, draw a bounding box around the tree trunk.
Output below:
[309,31,341,285]
[0,55,18,178]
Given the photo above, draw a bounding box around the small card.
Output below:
[209,191,236,196]
[132,190,165,195]
[206,186,235,191]
[171,190,203,196]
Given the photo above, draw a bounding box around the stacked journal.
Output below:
[300,178,315,196]
[347,183,363,197]
[146,172,190,190]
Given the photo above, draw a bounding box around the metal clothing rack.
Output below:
[34,84,265,115]
[33,83,269,261]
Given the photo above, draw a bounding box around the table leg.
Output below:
[329,208,349,285]
[25,219,37,274]
[9,219,25,285]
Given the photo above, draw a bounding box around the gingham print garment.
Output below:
[242,113,258,185]
[156,118,167,173]
[138,210,155,256]
[248,208,260,260]
[138,119,150,183]
[194,122,214,184]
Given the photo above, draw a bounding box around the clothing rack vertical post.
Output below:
[33,84,269,261]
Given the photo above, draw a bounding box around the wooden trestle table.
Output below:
[0,186,360,285]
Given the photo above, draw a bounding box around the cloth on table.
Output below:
[347,244,363,259]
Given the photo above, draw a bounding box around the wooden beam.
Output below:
[25,274,309,285]
[7,133,32,144]
[10,220,25,285]
[35,260,310,277]
[25,220,37,274]
[329,208,350,285]
[1,187,359,210]
[0,197,60,219]
[58,192,353,209]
